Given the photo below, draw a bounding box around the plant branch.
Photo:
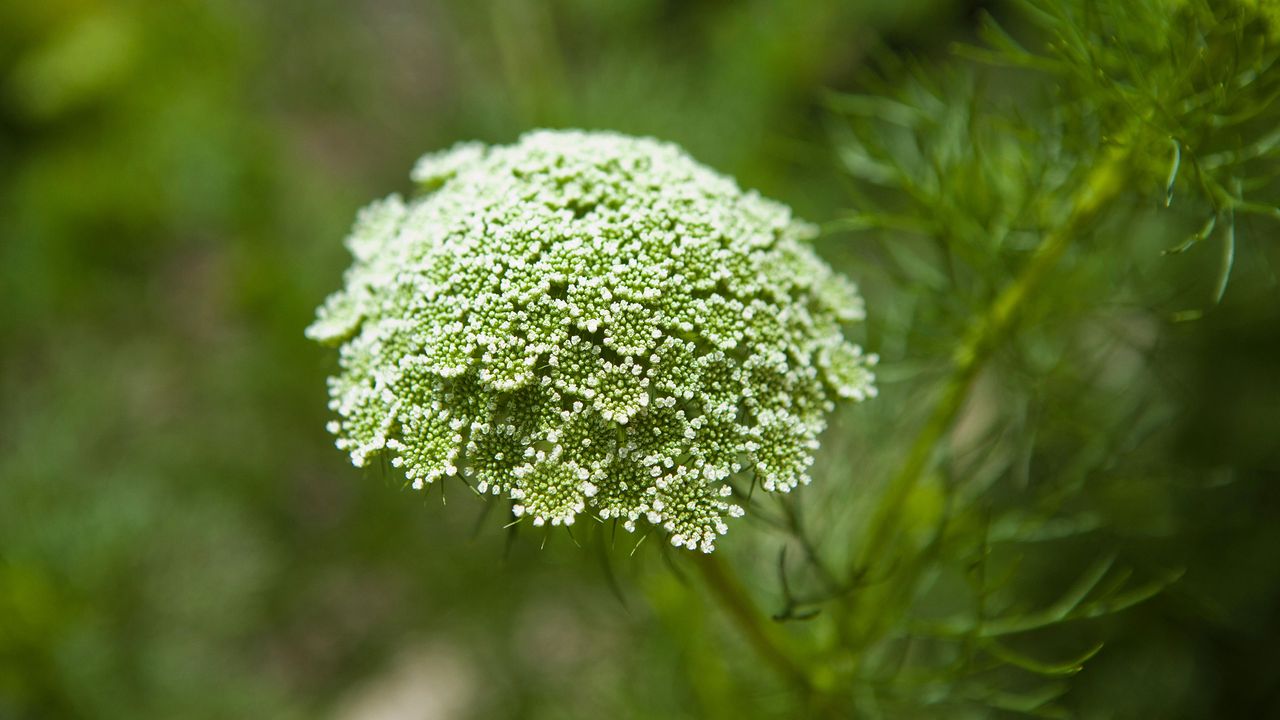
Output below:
[689,551,817,694]
[847,145,1131,603]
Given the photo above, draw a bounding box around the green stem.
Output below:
[690,552,815,693]
[845,147,1130,625]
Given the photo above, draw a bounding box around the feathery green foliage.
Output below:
[748,0,1280,714]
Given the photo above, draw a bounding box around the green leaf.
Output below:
[982,638,1106,677]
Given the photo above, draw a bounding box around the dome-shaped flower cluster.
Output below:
[308,130,876,552]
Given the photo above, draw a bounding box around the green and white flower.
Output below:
[309,129,875,552]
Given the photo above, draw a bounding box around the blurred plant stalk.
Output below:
[838,143,1131,659]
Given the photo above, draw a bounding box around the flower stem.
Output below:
[689,551,815,693]
[844,147,1130,635]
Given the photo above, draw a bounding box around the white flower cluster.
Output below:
[308,129,876,552]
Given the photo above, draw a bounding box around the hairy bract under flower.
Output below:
[308,129,876,552]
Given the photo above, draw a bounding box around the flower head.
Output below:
[309,129,876,552]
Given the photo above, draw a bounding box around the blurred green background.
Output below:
[2,1,1278,718]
